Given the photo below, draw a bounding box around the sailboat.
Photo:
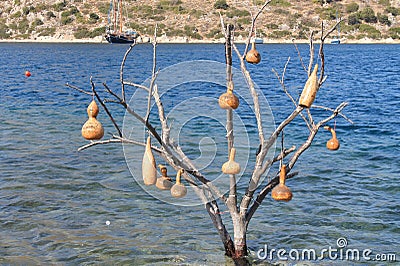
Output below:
[331,11,341,44]
[105,0,140,44]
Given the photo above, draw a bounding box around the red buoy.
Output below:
[25,71,31,77]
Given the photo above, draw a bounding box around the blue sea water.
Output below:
[0,43,399,265]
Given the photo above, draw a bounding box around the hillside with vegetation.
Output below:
[0,0,400,42]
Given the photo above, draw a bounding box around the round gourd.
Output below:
[324,126,340,150]
[218,90,239,110]
[245,42,261,64]
[156,165,173,190]
[171,169,187,198]
[271,165,293,202]
[222,148,241,175]
[81,100,104,140]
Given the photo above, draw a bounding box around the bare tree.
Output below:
[67,1,351,262]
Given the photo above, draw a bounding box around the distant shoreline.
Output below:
[1,35,400,44]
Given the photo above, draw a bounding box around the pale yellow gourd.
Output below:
[142,136,157,186]
[271,165,293,202]
[171,169,187,198]
[81,100,104,140]
[156,165,173,190]
[299,64,319,108]
[245,42,261,64]
[324,126,340,150]
[221,148,241,175]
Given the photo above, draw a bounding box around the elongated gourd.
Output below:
[299,64,319,108]
[324,126,340,150]
[245,42,261,64]
[171,169,187,198]
[156,165,173,190]
[142,136,157,186]
[219,82,239,110]
[222,148,241,175]
[81,100,104,140]
[271,165,293,202]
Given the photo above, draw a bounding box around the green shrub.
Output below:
[53,2,67,12]
[74,27,90,39]
[345,2,359,13]
[226,8,250,18]
[269,30,291,38]
[270,0,291,7]
[377,13,391,26]
[31,18,44,28]
[11,11,21,19]
[89,12,99,22]
[358,24,381,39]
[385,6,399,16]
[18,18,29,33]
[38,27,56,37]
[388,27,400,39]
[214,0,229,10]
[378,0,390,6]
[61,16,73,25]
[348,13,360,25]
[98,3,110,15]
[46,11,56,19]
[359,7,377,23]
[0,22,11,39]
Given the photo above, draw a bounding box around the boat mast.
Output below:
[113,0,117,33]
[119,0,123,33]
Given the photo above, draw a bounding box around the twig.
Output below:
[120,41,137,103]
[66,83,93,96]
[90,77,122,137]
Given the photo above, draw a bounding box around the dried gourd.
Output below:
[299,64,319,108]
[81,100,104,140]
[142,136,157,186]
[171,169,187,198]
[156,165,173,190]
[219,82,239,110]
[271,165,293,202]
[324,126,340,150]
[245,42,261,64]
[222,148,241,175]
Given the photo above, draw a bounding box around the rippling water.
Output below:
[1,43,399,265]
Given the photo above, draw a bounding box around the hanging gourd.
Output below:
[271,165,293,202]
[142,136,157,186]
[81,100,104,140]
[156,165,173,190]
[245,42,261,64]
[171,169,187,198]
[324,126,340,150]
[221,148,241,175]
[299,64,319,108]
[219,82,239,110]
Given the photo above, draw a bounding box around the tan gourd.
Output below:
[156,165,173,190]
[245,42,261,64]
[142,136,157,186]
[219,82,239,110]
[81,100,104,140]
[324,126,340,150]
[271,165,293,202]
[171,169,187,198]
[221,148,241,175]
[299,64,319,108]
